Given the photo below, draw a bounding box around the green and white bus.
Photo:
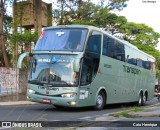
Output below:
[17,25,156,110]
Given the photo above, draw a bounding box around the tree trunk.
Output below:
[12,0,17,67]
[60,0,64,25]
[0,0,9,67]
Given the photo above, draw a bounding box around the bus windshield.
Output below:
[34,28,87,51]
[29,54,78,86]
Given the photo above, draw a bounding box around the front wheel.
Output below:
[94,91,106,110]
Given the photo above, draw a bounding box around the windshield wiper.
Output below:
[60,81,73,87]
[28,80,46,86]
[49,81,73,87]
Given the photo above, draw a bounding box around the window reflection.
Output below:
[102,34,156,71]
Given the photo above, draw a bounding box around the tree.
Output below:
[7,30,38,67]
[0,0,9,67]
[93,10,127,34]
[54,0,129,25]
[120,22,160,47]
[65,1,100,25]
[100,0,129,11]
[118,22,160,77]
[92,7,109,27]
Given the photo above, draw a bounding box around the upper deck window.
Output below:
[35,28,87,51]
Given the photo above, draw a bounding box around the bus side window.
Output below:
[86,35,101,54]
[102,34,108,56]
[102,35,125,62]
[115,41,125,61]
[81,31,102,86]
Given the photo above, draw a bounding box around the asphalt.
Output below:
[0,100,160,119]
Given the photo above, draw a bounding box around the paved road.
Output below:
[0,97,158,122]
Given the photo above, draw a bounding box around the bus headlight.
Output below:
[69,101,76,105]
[61,93,77,98]
[27,89,35,94]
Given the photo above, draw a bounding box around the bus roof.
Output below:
[43,25,155,60]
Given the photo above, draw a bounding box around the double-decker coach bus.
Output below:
[17,25,156,110]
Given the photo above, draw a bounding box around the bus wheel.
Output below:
[138,93,143,106]
[94,91,105,110]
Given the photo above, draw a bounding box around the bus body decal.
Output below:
[123,65,141,75]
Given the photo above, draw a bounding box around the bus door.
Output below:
[78,31,102,106]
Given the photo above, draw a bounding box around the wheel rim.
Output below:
[143,95,146,104]
[97,94,103,107]
[138,96,142,105]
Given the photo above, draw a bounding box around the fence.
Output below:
[0,67,28,101]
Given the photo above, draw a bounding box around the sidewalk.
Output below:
[0,93,39,106]
[0,100,39,106]
[127,104,160,118]
[93,103,160,121]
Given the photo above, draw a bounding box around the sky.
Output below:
[114,0,160,33]
[112,0,160,50]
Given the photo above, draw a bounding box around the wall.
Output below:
[0,67,28,97]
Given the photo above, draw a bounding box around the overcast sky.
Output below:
[115,0,160,33]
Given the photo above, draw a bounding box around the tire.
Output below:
[138,93,143,106]
[94,91,106,110]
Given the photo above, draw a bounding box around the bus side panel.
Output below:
[95,56,155,104]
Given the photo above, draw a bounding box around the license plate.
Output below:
[42,98,51,103]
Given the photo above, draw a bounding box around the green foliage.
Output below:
[71,20,98,27]
[92,7,109,27]
[9,30,38,49]
[62,1,100,25]
[120,22,160,46]
[105,13,127,34]
[6,30,38,67]
[10,30,38,43]
[106,0,129,11]
[56,0,129,24]
[114,107,143,118]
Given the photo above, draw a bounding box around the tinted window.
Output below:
[103,34,154,70]
[102,34,125,61]
[81,31,102,85]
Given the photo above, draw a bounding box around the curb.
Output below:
[128,112,160,118]
[109,103,160,118]
[0,101,40,106]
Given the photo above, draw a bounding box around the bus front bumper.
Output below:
[27,93,78,107]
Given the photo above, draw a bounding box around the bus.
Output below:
[17,25,156,110]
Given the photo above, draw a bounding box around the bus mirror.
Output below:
[17,52,30,69]
[73,53,83,72]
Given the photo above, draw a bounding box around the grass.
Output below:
[113,106,144,118]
